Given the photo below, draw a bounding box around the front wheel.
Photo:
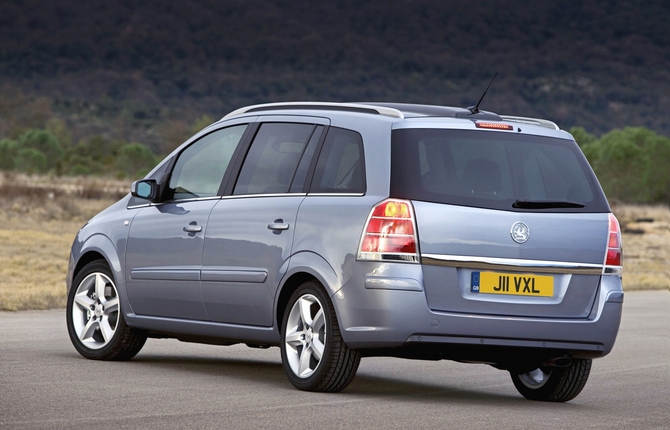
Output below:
[510,359,592,402]
[280,280,361,392]
[66,260,147,361]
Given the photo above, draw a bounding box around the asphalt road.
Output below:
[1,291,668,430]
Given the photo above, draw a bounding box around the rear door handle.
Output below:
[267,219,289,231]
[183,224,202,233]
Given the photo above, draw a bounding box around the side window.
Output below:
[234,123,317,195]
[168,124,247,201]
[310,127,365,194]
[289,125,324,193]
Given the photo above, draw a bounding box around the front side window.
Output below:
[168,124,247,201]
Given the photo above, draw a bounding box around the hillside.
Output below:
[1,0,669,149]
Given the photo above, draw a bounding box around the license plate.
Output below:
[471,271,553,297]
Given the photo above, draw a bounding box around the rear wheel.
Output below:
[510,359,592,402]
[66,260,146,361]
[280,280,360,392]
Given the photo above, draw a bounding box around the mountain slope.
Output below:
[1,0,668,146]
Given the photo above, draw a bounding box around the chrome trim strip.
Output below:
[307,193,366,197]
[166,196,222,203]
[129,196,223,209]
[220,193,307,199]
[129,193,308,207]
[421,254,603,275]
[127,203,152,209]
[358,252,420,263]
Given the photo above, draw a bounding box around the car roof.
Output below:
[222,101,561,132]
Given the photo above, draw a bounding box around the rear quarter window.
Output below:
[391,129,609,213]
[310,127,366,194]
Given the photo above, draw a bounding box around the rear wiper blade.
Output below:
[513,200,585,209]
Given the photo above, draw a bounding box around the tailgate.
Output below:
[414,201,608,318]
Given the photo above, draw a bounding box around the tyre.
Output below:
[66,260,147,361]
[510,359,592,402]
[280,280,361,392]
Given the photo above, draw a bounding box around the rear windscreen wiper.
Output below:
[512,200,585,209]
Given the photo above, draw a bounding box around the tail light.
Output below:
[604,213,622,275]
[358,199,419,263]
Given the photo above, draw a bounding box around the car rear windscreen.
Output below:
[391,128,609,213]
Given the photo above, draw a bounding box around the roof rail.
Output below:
[223,102,404,119]
[500,115,560,130]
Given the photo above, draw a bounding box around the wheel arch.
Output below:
[275,251,342,330]
[72,251,107,286]
[72,234,121,279]
[69,233,134,316]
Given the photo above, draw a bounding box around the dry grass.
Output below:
[0,228,76,310]
[0,173,126,311]
[611,202,670,291]
[0,173,667,311]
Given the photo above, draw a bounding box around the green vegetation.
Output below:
[1,112,668,206]
[0,114,215,180]
[571,127,670,204]
[0,128,157,179]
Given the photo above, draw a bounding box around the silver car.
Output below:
[66,102,623,401]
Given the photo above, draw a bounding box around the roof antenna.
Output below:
[468,72,498,114]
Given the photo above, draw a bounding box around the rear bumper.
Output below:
[333,264,623,361]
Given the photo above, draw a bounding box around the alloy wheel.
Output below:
[284,294,326,378]
[71,272,120,350]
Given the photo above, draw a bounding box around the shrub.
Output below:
[15,148,48,173]
[59,136,125,176]
[190,114,215,135]
[568,127,597,147]
[0,139,18,170]
[16,129,63,170]
[585,127,670,204]
[115,143,157,178]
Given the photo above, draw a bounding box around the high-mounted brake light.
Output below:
[475,122,514,131]
[358,199,419,263]
[604,213,622,274]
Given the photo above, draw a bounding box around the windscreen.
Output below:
[391,129,609,213]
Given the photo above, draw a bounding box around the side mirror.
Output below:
[130,179,159,202]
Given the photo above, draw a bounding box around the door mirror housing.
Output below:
[131,179,159,202]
